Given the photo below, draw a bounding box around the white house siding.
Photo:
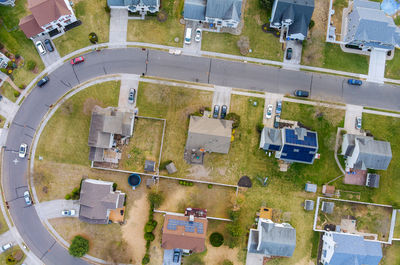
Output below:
[321,232,335,264]
[205,17,239,29]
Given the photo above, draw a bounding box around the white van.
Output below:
[184,28,192,45]
[35,41,46,55]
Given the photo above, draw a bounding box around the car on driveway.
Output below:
[266,104,273,119]
[220,105,227,119]
[23,191,32,206]
[128,88,136,104]
[44,39,54,52]
[274,115,280,128]
[286,48,292,60]
[37,76,49,87]
[213,105,220,118]
[276,100,282,114]
[173,249,181,263]
[195,28,202,42]
[355,117,362,129]
[348,79,362,86]
[1,243,12,252]
[294,90,309,97]
[61,210,76,216]
[70,56,85,65]
[19,143,27,158]
[35,41,46,55]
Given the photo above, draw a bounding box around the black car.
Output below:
[173,249,181,263]
[213,105,220,118]
[274,115,281,128]
[220,105,227,119]
[286,48,292,60]
[37,76,49,87]
[44,39,54,52]
[294,90,309,97]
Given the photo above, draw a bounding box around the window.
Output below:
[323,250,327,258]
[64,19,71,24]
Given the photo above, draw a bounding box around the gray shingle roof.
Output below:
[259,127,282,149]
[345,0,400,47]
[366,173,380,188]
[205,0,242,22]
[305,183,317,193]
[184,0,206,20]
[186,116,233,154]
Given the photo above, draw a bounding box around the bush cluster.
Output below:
[209,232,224,247]
[69,236,89,257]
[26,60,36,71]
[179,180,193,186]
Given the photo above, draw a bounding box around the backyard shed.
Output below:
[321,201,334,214]
[366,173,380,188]
[322,185,335,197]
[304,200,314,211]
[166,162,177,174]
[144,160,156,172]
[305,183,317,193]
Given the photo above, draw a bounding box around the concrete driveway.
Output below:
[367,49,386,83]
[32,35,60,67]
[212,85,231,118]
[183,21,202,55]
[35,199,80,220]
[118,74,139,111]
[283,40,302,69]
[344,104,363,135]
[263,92,283,127]
[0,230,15,249]
[163,249,181,265]
[109,8,128,43]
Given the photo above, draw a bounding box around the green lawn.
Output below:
[35,81,120,165]
[0,245,25,265]
[0,82,19,102]
[127,0,184,47]
[0,0,45,87]
[385,48,400,79]
[381,241,400,265]
[201,0,283,61]
[53,0,110,56]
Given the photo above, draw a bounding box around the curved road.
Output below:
[3,47,400,265]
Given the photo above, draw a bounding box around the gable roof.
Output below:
[184,0,206,20]
[327,232,382,265]
[27,0,71,26]
[162,214,208,252]
[345,0,400,47]
[185,116,233,154]
[205,0,242,22]
[19,14,43,38]
[79,179,125,224]
[248,220,296,257]
[259,127,282,150]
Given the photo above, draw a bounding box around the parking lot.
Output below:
[32,34,61,67]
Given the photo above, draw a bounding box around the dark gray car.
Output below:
[44,39,54,52]
[213,105,220,118]
[37,76,49,87]
[220,105,227,119]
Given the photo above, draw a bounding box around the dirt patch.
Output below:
[203,243,242,265]
[83,98,103,115]
[188,165,210,179]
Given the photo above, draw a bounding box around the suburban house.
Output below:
[183,0,243,30]
[107,0,160,15]
[0,0,15,6]
[185,116,233,155]
[161,208,208,254]
[0,52,10,69]
[19,0,78,39]
[79,179,126,224]
[345,0,400,51]
[260,127,318,164]
[269,0,315,41]
[88,106,135,164]
[341,134,392,171]
[320,231,382,265]
[246,216,296,264]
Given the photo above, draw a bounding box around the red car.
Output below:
[70,56,85,65]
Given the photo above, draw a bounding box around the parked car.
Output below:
[184,28,192,45]
[220,105,227,119]
[355,117,362,129]
[37,76,49,87]
[266,104,273,119]
[44,39,54,52]
[19,143,27,158]
[1,243,12,252]
[70,56,85,65]
[23,191,32,206]
[128,88,136,104]
[35,41,46,55]
[61,210,76,216]
[173,249,181,263]
[348,79,362,86]
[274,115,280,128]
[0,94,2,101]
[276,100,282,114]
[294,90,309,97]
[286,48,292,60]
[195,28,202,42]
[213,105,220,118]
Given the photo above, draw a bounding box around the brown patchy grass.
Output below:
[119,118,164,172]
[0,115,5,128]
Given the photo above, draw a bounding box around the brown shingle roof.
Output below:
[19,14,43,38]
[162,214,207,252]
[28,0,71,26]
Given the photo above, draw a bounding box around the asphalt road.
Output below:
[3,47,400,265]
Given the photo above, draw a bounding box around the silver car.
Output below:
[195,28,202,42]
[128,88,135,104]
[23,191,32,206]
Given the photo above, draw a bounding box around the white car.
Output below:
[35,41,46,55]
[195,28,202,42]
[1,243,12,252]
[355,117,362,130]
[62,210,76,216]
[23,191,32,206]
[19,143,27,158]
[266,104,273,119]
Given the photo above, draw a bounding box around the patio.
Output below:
[344,169,367,186]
